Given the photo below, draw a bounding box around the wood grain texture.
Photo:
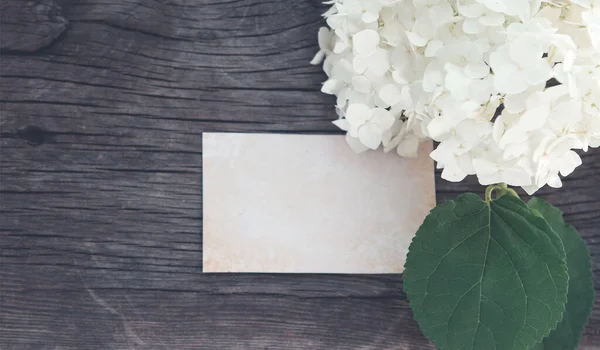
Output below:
[1,0,599,349]
[1,0,68,52]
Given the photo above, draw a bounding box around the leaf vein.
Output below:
[472,206,492,349]
[425,224,489,294]
[490,235,527,350]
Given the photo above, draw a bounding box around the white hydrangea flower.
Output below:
[340,103,395,150]
[313,0,600,194]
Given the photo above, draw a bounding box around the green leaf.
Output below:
[403,193,569,350]
[528,198,594,350]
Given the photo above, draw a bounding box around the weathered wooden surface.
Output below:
[1,0,599,348]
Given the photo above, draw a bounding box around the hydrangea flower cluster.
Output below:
[312,0,600,194]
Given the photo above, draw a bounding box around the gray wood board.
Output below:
[1,0,599,349]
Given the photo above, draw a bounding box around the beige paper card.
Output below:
[202,133,435,273]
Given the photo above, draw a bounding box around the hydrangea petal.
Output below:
[369,49,391,76]
[353,29,380,56]
[463,18,485,34]
[345,103,371,136]
[317,27,331,50]
[332,118,350,131]
[459,3,486,18]
[362,11,379,23]
[397,136,421,157]
[559,151,582,177]
[425,40,443,57]
[441,165,468,182]
[358,123,384,149]
[311,50,326,65]
[526,63,553,85]
[502,168,533,186]
[371,108,395,130]
[465,63,490,79]
[322,79,344,95]
[479,13,505,26]
[405,31,428,47]
[509,35,543,66]
[493,66,528,94]
[352,76,372,93]
[345,133,370,153]
[379,84,401,106]
[352,55,369,74]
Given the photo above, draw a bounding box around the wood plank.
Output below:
[1,0,599,348]
[1,0,67,52]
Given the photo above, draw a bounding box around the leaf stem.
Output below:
[505,188,520,199]
[485,183,520,203]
